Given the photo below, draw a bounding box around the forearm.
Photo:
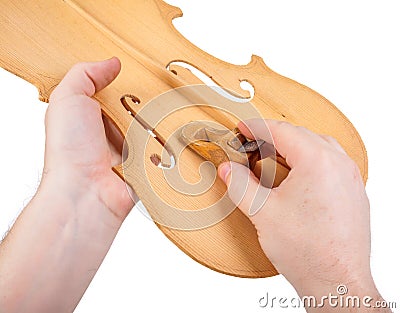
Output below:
[0,178,123,313]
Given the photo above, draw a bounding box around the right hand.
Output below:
[218,119,382,306]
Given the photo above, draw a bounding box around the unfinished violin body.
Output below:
[0,0,367,278]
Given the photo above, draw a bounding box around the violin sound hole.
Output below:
[149,153,175,169]
[166,61,255,103]
[120,94,175,170]
[120,94,141,115]
[239,80,255,99]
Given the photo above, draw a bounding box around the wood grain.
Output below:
[0,0,367,278]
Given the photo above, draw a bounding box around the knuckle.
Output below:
[316,148,359,175]
[346,158,361,175]
[295,125,312,134]
[312,147,336,168]
[275,120,290,127]
[328,136,338,144]
[325,135,342,148]
[273,120,292,131]
[71,62,88,72]
[324,134,336,142]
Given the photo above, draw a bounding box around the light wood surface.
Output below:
[0,0,367,278]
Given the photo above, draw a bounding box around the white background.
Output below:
[1,1,399,312]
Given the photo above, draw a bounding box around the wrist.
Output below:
[0,169,123,313]
[38,166,122,224]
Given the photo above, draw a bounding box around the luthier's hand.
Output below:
[0,58,133,313]
[218,119,389,312]
[45,57,133,218]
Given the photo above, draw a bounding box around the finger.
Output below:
[218,162,272,223]
[50,57,121,102]
[238,119,327,168]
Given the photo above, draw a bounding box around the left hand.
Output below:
[0,58,134,313]
[43,57,134,219]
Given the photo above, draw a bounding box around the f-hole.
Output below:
[120,94,140,115]
[166,61,255,102]
[120,94,175,169]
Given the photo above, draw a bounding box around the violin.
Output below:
[0,0,367,278]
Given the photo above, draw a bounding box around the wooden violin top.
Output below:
[0,0,367,278]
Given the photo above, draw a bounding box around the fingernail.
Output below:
[218,162,231,184]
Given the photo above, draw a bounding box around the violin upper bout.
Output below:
[245,55,273,75]
[155,0,183,24]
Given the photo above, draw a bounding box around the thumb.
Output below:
[218,162,272,222]
[49,57,121,103]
